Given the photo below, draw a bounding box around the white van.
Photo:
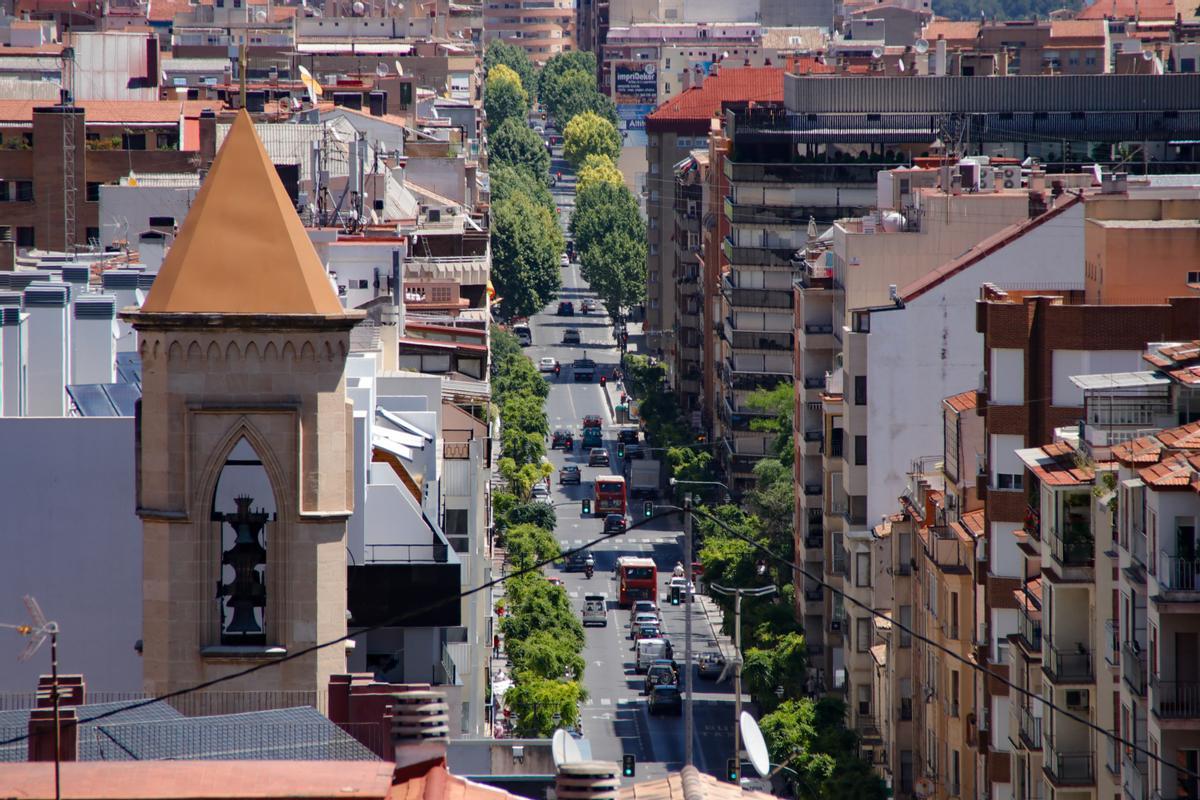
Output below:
[513,324,532,346]
[582,593,607,627]
[635,638,669,673]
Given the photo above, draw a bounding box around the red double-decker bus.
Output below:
[617,556,658,607]
[594,475,627,517]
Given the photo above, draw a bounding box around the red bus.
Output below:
[594,475,627,517]
[617,556,658,608]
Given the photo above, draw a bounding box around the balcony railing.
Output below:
[1018,605,1043,654]
[1105,619,1120,667]
[1130,527,1147,568]
[1151,680,1200,720]
[854,714,882,740]
[831,548,848,576]
[722,236,800,268]
[1045,748,1095,786]
[1106,735,1122,777]
[804,322,834,336]
[726,195,815,226]
[1122,642,1147,696]
[804,483,823,496]
[1049,523,1094,567]
[1158,555,1200,592]
[1046,643,1094,683]
[723,286,795,309]
[927,525,971,574]
[1018,705,1042,750]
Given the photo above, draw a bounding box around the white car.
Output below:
[669,576,696,595]
[560,253,570,267]
[532,483,551,500]
[538,357,559,373]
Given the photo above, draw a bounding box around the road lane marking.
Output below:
[600,698,612,706]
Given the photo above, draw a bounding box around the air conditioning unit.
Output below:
[1066,689,1089,709]
[979,167,996,192]
[1000,165,1021,190]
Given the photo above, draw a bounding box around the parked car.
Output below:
[538,357,560,373]
[697,652,725,679]
[560,253,570,267]
[531,482,550,500]
[559,465,581,485]
[603,513,626,535]
[562,328,581,345]
[557,301,574,316]
[564,551,592,572]
[588,447,609,466]
[644,660,678,694]
[648,685,683,716]
[551,429,574,449]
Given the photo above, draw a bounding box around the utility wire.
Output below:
[0,509,683,747]
[683,503,1200,785]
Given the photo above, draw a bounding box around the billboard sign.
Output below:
[613,62,658,105]
[616,103,654,147]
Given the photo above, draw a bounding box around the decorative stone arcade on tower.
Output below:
[121,111,363,699]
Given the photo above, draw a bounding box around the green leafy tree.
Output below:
[489,117,551,178]
[563,111,622,168]
[505,676,587,736]
[490,163,554,213]
[484,41,536,100]
[758,699,836,799]
[696,505,763,593]
[570,180,643,258]
[499,457,553,500]
[549,70,618,127]
[744,459,796,583]
[622,353,667,399]
[502,577,584,648]
[501,426,545,468]
[746,382,795,462]
[576,154,624,192]
[506,500,557,531]
[538,51,597,109]
[504,523,561,570]
[506,629,586,680]
[579,229,646,316]
[484,64,529,133]
[491,193,563,319]
[666,446,715,490]
[492,354,549,403]
[490,324,523,366]
[501,392,550,437]
[742,631,809,713]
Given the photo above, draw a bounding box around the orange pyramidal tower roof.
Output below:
[141,110,345,316]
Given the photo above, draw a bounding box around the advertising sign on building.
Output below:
[616,103,654,147]
[613,62,658,105]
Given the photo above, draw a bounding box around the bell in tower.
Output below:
[217,495,269,641]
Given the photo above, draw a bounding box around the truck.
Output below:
[581,415,603,449]
[629,458,661,499]
[572,358,595,382]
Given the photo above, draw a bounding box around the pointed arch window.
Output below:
[211,437,276,646]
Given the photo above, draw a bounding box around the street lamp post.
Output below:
[709,582,778,783]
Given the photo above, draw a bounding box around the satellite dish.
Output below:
[739,711,770,778]
[254,8,267,20]
[376,62,390,76]
[1142,50,1154,60]
[551,729,584,767]
[352,0,365,13]
[915,777,934,798]
[914,38,930,54]
[871,46,884,59]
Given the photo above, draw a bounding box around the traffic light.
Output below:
[617,443,626,459]
[643,501,653,518]
[622,754,636,778]
[582,498,592,516]
[670,586,681,606]
[726,759,738,783]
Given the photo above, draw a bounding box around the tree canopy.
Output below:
[488,117,551,178]
[484,41,536,99]
[570,180,644,258]
[576,154,624,192]
[490,162,554,213]
[484,64,529,134]
[563,111,622,168]
[491,192,562,319]
[579,229,646,316]
[550,70,619,128]
[538,51,597,98]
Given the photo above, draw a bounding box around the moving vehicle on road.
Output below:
[643,660,678,694]
[698,652,726,679]
[563,550,593,572]
[631,612,658,636]
[588,447,610,467]
[617,428,639,444]
[557,301,574,316]
[513,324,531,346]
[538,357,560,373]
[594,475,625,515]
[635,637,670,672]
[634,621,661,642]
[582,594,607,627]
[572,358,595,382]
[551,429,574,449]
[630,600,659,625]
[617,556,657,608]
[560,253,570,267]
[562,328,581,344]
[580,299,594,313]
[531,483,550,500]
[603,513,626,535]
[559,465,581,485]
[629,459,661,499]
[647,684,683,716]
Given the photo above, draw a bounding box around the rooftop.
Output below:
[646,67,784,128]
[0,99,219,124]
[1112,420,1200,465]
[943,389,978,413]
[1069,371,1171,390]
[1015,441,1096,487]
[1076,0,1175,20]
[619,766,777,800]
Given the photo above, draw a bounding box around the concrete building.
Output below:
[920,18,1112,76]
[482,0,576,64]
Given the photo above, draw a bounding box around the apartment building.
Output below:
[920,18,1112,76]
[644,66,783,397]
[482,0,577,64]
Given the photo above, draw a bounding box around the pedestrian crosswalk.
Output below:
[564,537,676,545]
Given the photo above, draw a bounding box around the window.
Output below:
[899,605,912,647]
[15,181,33,202]
[856,617,871,652]
[649,243,658,255]
[900,678,913,720]
[854,375,867,405]
[856,551,871,587]
[1188,271,1200,284]
[950,592,959,639]
[16,226,34,248]
[212,437,275,646]
[85,227,99,244]
[156,132,179,150]
[86,182,101,202]
[121,132,147,150]
[900,751,914,793]
[444,509,469,553]
[854,435,867,466]
[996,472,1023,490]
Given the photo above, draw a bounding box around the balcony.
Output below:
[926,525,971,575]
[803,430,823,456]
[1018,704,1043,750]
[1049,523,1094,569]
[804,586,824,602]
[1017,605,1043,655]
[1122,642,1147,696]
[804,483,823,496]
[799,322,837,351]
[723,318,795,352]
[1105,620,1120,668]
[723,159,890,185]
[1044,746,1095,787]
[1106,735,1122,777]
[1151,680,1200,720]
[722,284,795,310]
[1045,642,1094,684]
[1129,526,1147,568]
[722,236,800,269]
[854,714,882,742]
[1158,554,1200,594]
[726,195,815,227]
[805,533,824,549]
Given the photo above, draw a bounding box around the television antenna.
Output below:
[2,596,63,800]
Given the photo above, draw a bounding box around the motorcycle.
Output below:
[585,564,594,579]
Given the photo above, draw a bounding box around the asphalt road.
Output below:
[524,152,737,782]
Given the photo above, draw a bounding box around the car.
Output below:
[560,253,570,267]
[633,612,659,628]
[564,551,592,572]
[630,600,659,625]
[625,444,645,460]
[531,482,550,500]
[557,301,574,316]
[559,465,581,485]
[634,622,661,642]
[669,576,696,595]
[538,357,560,373]
[582,415,603,429]
[563,329,581,345]
[588,447,609,467]
[547,576,564,587]
[648,684,683,716]
[582,593,607,627]
[697,652,726,679]
[617,429,640,444]
[603,513,626,535]
[580,299,595,313]
[643,660,678,694]
[551,429,574,449]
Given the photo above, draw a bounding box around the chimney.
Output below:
[71,295,117,384]
[555,761,621,800]
[22,281,71,416]
[0,228,15,272]
[37,675,85,708]
[1,303,29,416]
[391,685,449,773]
[198,108,218,167]
[935,36,947,76]
[27,707,78,763]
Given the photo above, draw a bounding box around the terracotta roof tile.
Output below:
[620,767,777,800]
[1077,0,1174,19]
[1138,453,1198,488]
[961,508,985,537]
[1017,441,1096,487]
[0,99,220,124]
[1049,19,1107,41]
[787,55,836,74]
[1171,366,1200,385]
[1156,420,1200,449]
[923,19,981,44]
[646,67,783,127]
[944,389,978,413]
